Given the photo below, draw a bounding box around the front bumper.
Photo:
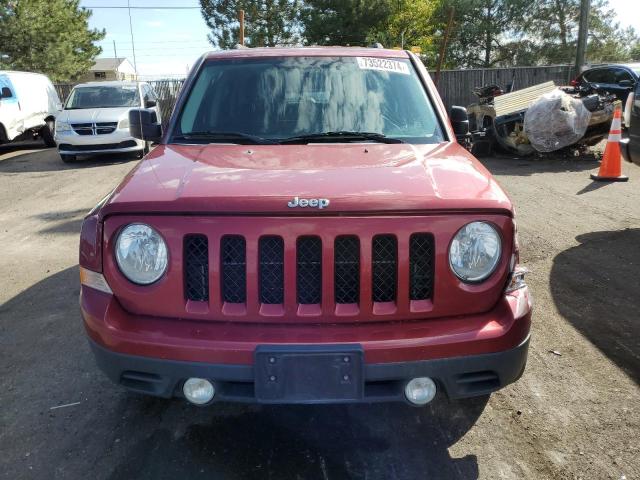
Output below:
[89,334,530,403]
[55,129,144,155]
[82,285,532,404]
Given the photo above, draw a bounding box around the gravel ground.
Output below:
[0,143,638,479]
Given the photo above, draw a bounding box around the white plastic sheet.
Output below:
[524,90,592,152]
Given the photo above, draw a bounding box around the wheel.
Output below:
[41,120,56,147]
[471,140,493,157]
[135,149,145,159]
[143,141,150,154]
[60,154,76,163]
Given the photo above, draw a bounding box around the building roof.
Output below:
[90,58,128,71]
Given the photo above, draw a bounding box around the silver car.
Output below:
[54,81,161,162]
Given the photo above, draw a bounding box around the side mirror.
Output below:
[144,99,157,108]
[618,79,634,88]
[450,106,469,136]
[1,87,12,98]
[129,108,162,143]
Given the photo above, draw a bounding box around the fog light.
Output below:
[183,378,215,405]
[404,377,437,405]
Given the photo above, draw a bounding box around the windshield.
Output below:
[65,85,140,109]
[176,56,445,144]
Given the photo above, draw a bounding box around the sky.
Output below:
[82,0,640,78]
[81,0,212,78]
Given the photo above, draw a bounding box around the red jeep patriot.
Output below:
[79,47,531,406]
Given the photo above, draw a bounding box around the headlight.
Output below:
[449,221,502,283]
[115,223,168,285]
[55,121,72,133]
[119,118,130,130]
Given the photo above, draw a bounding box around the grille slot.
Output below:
[184,235,209,302]
[221,235,246,303]
[71,123,93,135]
[372,235,397,302]
[334,236,360,304]
[409,234,435,300]
[71,122,118,135]
[296,236,322,304]
[259,236,284,304]
[95,121,118,134]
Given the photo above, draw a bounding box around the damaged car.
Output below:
[467,81,618,156]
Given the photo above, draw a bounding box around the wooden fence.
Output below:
[431,64,576,108]
[54,64,576,124]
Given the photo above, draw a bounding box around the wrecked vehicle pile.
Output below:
[467,81,618,156]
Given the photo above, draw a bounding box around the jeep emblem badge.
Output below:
[287,196,330,209]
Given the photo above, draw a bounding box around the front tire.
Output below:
[136,144,149,159]
[60,154,76,163]
[42,120,56,148]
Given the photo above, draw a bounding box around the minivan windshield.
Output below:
[176,56,445,144]
[65,85,140,109]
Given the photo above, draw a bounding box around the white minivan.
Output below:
[55,81,161,162]
[0,71,62,147]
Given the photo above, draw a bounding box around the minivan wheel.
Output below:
[42,120,57,147]
[60,154,76,163]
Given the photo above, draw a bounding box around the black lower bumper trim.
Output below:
[89,336,530,404]
[58,140,138,152]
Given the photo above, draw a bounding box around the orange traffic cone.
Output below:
[591,104,629,182]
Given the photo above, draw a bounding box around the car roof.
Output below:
[73,81,143,88]
[0,70,51,78]
[583,63,640,73]
[204,46,409,60]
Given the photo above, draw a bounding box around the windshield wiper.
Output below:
[279,131,404,144]
[173,131,278,145]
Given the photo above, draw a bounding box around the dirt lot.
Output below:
[0,143,638,480]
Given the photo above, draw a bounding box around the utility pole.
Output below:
[575,0,590,74]
[238,9,245,46]
[434,7,455,87]
[113,40,119,79]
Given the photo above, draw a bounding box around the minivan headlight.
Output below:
[119,118,130,130]
[449,222,501,283]
[115,223,168,285]
[55,121,72,133]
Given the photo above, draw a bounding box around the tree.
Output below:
[438,0,532,68]
[374,0,441,58]
[0,0,104,82]
[200,0,300,49]
[630,41,640,61]
[300,0,393,46]
[524,0,639,64]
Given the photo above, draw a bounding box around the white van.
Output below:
[54,81,160,162]
[0,71,62,147]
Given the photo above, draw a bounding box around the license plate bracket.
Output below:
[254,345,364,403]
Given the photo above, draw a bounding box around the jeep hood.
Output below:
[101,143,513,216]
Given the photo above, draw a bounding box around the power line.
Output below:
[83,5,200,9]
[101,40,210,44]
[102,47,210,52]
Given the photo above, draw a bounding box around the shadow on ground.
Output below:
[550,229,640,384]
[1,266,488,480]
[0,140,48,154]
[33,209,88,236]
[481,153,600,177]
[0,142,137,173]
[106,395,487,480]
